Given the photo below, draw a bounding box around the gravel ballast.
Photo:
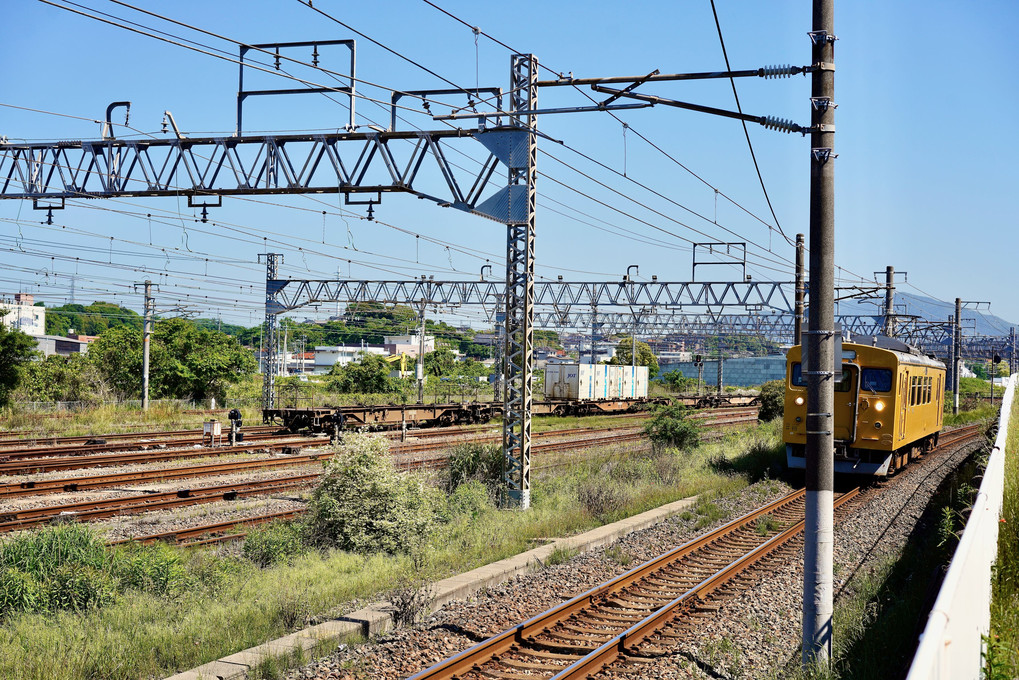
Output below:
[281,435,987,680]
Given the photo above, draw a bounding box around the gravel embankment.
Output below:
[282,435,986,680]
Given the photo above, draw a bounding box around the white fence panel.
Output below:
[906,374,1016,680]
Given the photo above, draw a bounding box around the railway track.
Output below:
[0,475,317,533]
[406,487,860,680]
[100,419,985,549]
[0,426,283,458]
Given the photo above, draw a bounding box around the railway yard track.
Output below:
[0,407,757,543]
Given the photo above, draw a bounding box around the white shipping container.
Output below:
[543,364,649,400]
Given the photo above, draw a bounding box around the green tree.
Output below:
[85,326,143,399]
[659,369,699,393]
[608,337,660,376]
[87,320,255,401]
[15,354,108,403]
[45,301,143,336]
[328,353,400,393]
[423,348,458,377]
[152,318,257,400]
[0,315,38,407]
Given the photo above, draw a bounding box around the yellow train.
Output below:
[784,338,946,475]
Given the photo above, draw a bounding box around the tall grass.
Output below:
[0,422,787,680]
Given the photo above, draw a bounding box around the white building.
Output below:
[383,334,435,357]
[0,293,45,336]
[313,345,388,374]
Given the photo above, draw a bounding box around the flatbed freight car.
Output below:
[263,394,758,434]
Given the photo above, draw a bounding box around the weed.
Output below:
[445,442,503,494]
[604,546,633,567]
[388,581,434,628]
[937,506,959,548]
[243,521,306,567]
[577,480,632,521]
[543,545,579,567]
[983,633,1017,680]
[754,515,782,536]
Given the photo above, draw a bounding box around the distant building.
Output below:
[383,334,435,357]
[32,333,90,357]
[313,345,388,374]
[0,293,45,336]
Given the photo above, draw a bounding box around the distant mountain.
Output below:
[836,292,1015,338]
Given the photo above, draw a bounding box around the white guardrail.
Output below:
[906,374,1016,680]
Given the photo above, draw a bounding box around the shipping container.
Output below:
[543,363,648,400]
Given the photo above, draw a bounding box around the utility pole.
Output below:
[803,0,837,668]
[953,298,961,415]
[134,280,155,410]
[883,266,895,337]
[417,305,426,404]
[590,305,598,364]
[794,233,805,345]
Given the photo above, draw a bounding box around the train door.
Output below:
[833,365,858,442]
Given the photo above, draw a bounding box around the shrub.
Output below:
[445,442,503,494]
[577,479,632,521]
[305,433,436,554]
[243,522,307,567]
[641,403,700,451]
[0,523,107,579]
[757,380,785,421]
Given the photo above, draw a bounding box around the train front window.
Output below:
[791,363,852,391]
[861,368,892,393]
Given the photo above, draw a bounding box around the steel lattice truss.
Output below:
[268,278,798,314]
[0,129,534,225]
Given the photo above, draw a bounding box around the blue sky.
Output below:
[1,1,1016,332]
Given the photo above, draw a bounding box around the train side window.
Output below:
[925,377,931,403]
[910,377,917,406]
[861,368,892,392]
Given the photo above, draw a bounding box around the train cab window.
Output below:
[790,363,852,391]
[861,368,892,393]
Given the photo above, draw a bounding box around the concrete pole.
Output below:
[953,298,961,415]
[794,233,805,346]
[803,0,836,667]
[417,306,426,403]
[141,280,152,411]
[884,266,895,337]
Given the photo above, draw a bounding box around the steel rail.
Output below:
[0,436,325,475]
[406,488,819,680]
[0,429,288,459]
[0,448,333,499]
[0,474,318,532]
[108,509,306,546]
[0,425,280,449]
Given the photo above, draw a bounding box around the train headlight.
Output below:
[874,401,885,412]
[795,396,804,406]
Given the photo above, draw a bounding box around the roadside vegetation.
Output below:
[0,415,787,680]
[988,393,1019,677]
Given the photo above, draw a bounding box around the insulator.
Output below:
[760,64,795,79]
[761,116,800,134]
